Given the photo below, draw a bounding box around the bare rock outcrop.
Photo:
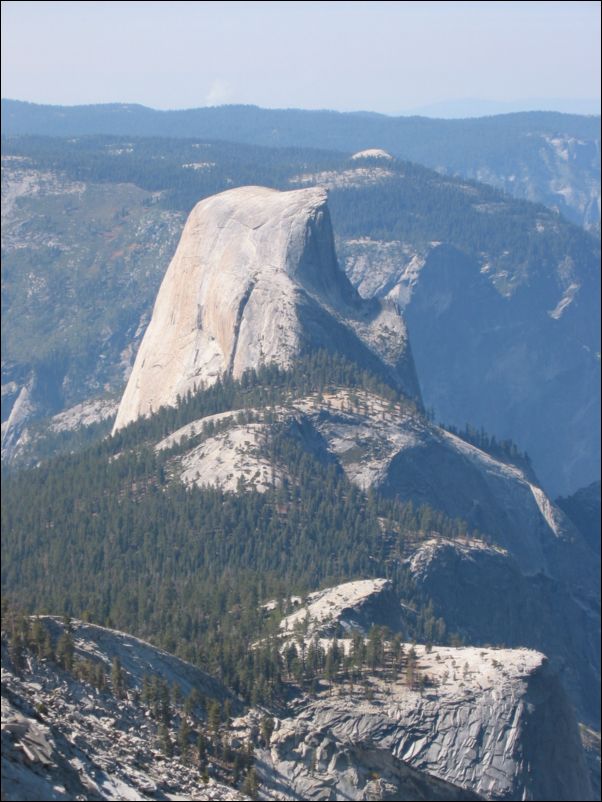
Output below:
[236,579,593,801]
[113,186,421,431]
[250,647,592,801]
[1,618,244,801]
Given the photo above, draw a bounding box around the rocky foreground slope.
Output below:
[2,598,594,801]
[1,618,246,801]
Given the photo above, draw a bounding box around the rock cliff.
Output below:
[406,538,600,728]
[235,579,593,801]
[113,186,421,431]
[339,236,601,497]
[249,650,592,801]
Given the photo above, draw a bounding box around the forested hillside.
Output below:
[3,100,599,227]
[2,355,464,704]
[2,135,599,494]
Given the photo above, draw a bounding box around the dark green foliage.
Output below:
[0,132,345,213]
[3,101,598,182]
[111,656,126,699]
[111,350,414,452]
[2,357,481,704]
[260,715,275,744]
[177,716,191,755]
[207,700,221,734]
[328,160,598,262]
[242,767,259,800]
[158,723,173,757]
[440,422,533,474]
[56,631,75,672]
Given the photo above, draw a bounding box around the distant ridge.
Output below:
[3,98,599,229]
[3,98,598,142]
[403,97,601,118]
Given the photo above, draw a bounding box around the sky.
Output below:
[1,0,600,116]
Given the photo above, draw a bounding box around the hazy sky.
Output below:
[2,0,600,114]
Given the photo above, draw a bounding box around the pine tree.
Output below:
[196,731,208,769]
[158,678,171,724]
[94,662,106,691]
[42,631,54,661]
[177,717,191,757]
[171,681,182,708]
[56,631,74,672]
[260,715,275,745]
[242,767,259,800]
[207,700,221,734]
[111,657,126,699]
[30,618,46,656]
[158,723,173,757]
[184,687,200,716]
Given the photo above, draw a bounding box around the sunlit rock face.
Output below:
[113,186,421,431]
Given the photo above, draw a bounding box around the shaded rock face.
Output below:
[406,539,601,728]
[557,480,601,556]
[39,616,237,707]
[113,186,421,431]
[266,664,592,800]
[467,132,602,231]
[279,578,406,638]
[247,579,593,801]
[242,642,591,801]
[403,245,600,498]
[1,161,184,462]
[341,239,601,497]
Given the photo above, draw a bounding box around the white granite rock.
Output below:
[238,578,593,801]
[255,645,592,801]
[113,186,420,431]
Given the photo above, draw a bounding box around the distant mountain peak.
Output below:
[113,185,421,431]
[350,148,394,160]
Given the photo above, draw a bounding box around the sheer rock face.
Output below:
[236,579,593,802]
[252,649,592,802]
[340,237,601,498]
[279,578,400,638]
[406,538,601,728]
[113,186,421,431]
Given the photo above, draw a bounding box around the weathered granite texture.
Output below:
[113,186,421,430]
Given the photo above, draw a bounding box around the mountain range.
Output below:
[2,134,599,495]
[2,99,600,229]
[1,104,600,801]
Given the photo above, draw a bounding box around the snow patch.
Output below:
[350,149,394,161]
[548,282,580,319]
